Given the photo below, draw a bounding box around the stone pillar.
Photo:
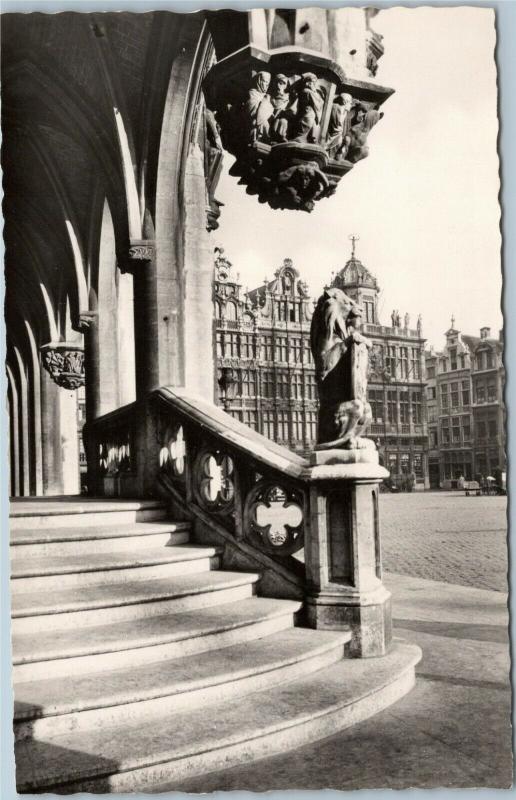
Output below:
[59,388,80,495]
[40,365,63,495]
[6,365,21,497]
[116,270,136,405]
[305,451,391,658]
[80,312,101,496]
[14,348,30,496]
[183,143,216,399]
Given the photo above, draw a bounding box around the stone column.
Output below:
[59,388,80,495]
[14,348,30,496]
[40,365,63,495]
[305,451,391,657]
[80,312,101,496]
[6,365,21,497]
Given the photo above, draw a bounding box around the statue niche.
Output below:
[310,287,373,450]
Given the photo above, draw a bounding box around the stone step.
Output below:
[14,628,350,741]
[11,571,260,634]
[14,641,421,794]
[12,597,302,682]
[10,545,221,592]
[9,498,168,530]
[10,522,190,557]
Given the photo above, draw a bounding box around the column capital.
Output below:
[120,239,156,274]
[40,342,85,390]
[77,310,98,331]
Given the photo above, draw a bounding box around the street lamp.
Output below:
[218,367,237,413]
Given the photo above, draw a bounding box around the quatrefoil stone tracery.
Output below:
[169,427,186,475]
[195,451,235,511]
[160,425,187,476]
[245,481,305,555]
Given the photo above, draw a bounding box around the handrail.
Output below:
[156,387,307,480]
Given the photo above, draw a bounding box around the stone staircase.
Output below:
[10,497,419,794]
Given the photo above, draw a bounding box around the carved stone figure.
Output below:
[417,314,423,335]
[391,310,397,327]
[347,104,384,163]
[292,73,325,143]
[262,160,331,212]
[245,71,272,142]
[310,287,373,449]
[404,312,410,329]
[325,92,353,160]
[268,73,292,142]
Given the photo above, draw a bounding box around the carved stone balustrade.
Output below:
[86,387,391,655]
[40,342,85,390]
[83,402,137,497]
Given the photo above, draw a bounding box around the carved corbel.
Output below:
[40,342,85,390]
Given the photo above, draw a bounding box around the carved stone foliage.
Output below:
[244,479,304,556]
[310,287,374,450]
[203,47,392,212]
[40,343,85,390]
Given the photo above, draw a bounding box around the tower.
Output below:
[329,235,379,325]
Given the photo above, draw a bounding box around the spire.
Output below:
[349,233,360,259]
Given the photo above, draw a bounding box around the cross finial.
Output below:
[349,233,360,258]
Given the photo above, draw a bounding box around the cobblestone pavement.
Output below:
[381,491,508,591]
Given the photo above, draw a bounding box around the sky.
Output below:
[212,6,502,351]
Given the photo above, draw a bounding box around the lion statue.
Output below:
[310,287,374,450]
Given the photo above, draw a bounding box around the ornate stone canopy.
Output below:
[203,43,393,213]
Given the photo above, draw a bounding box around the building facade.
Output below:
[213,249,318,451]
[214,246,429,487]
[425,322,505,487]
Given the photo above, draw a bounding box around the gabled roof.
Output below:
[462,334,503,353]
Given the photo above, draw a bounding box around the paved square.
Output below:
[380,491,508,591]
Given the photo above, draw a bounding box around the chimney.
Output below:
[480,326,491,339]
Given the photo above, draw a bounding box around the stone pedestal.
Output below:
[304,449,391,657]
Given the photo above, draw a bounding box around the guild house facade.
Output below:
[425,321,505,488]
[213,244,429,488]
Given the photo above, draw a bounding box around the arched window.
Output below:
[214,300,222,319]
[224,301,237,321]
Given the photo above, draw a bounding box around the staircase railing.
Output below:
[85,388,314,597]
[153,388,308,580]
[85,386,392,654]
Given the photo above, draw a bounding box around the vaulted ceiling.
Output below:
[2,11,193,359]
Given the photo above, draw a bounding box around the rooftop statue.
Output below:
[310,287,373,449]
